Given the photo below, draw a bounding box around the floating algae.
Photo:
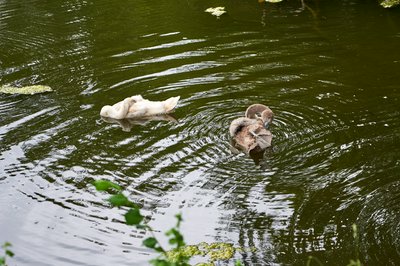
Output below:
[205,7,226,18]
[0,85,53,95]
[166,242,254,265]
[380,0,400,8]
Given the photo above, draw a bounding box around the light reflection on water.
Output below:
[0,0,399,265]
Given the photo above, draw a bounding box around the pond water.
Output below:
[1,0,399,265]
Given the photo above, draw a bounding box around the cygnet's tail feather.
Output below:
[164,96,180,112]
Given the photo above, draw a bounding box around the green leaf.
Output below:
[93,180,121,192]
[175,213,183,227]
[0,257,5,265]
[166,228,177,236]
[154,247,164,253]
[136,224,149,230]
[5,250,14,257]
[143,237,158,249]
[108,193,129,207]
[124,208,144,225]
[166,228,185,248]
[235,260,244,266]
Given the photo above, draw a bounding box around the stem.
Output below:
[306,256,324,266]
[144,225,167,253]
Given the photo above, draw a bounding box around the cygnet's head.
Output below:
[260,108,274,129]
[245,104,274,128]
[100,105,112,117]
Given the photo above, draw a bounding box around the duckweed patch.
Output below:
[166,242,256,265]
[0,85,53,95]
[380,0,400,8]
[205,7,226,17]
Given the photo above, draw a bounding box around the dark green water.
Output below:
[0,0,399,265]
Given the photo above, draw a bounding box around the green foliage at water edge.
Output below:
[0,242,14,266]
[92,179,248,265]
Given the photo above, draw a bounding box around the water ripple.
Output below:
[1,1,399,265]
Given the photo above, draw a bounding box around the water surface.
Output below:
[0,0,399,265]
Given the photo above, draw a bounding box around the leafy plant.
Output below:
[93,180,190,266]
[93,180,249,265]
[0,242,14,266]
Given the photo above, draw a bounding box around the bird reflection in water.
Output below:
[101,114,178,132]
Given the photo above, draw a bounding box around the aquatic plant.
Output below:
[93,180,187,265]
[0,242,14,266]
[93,180,244,265]
[380,0,400,8]
[205,7,227,18]
[166,242,240,264]
[0,85,53,95]
[205,1,284,17]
